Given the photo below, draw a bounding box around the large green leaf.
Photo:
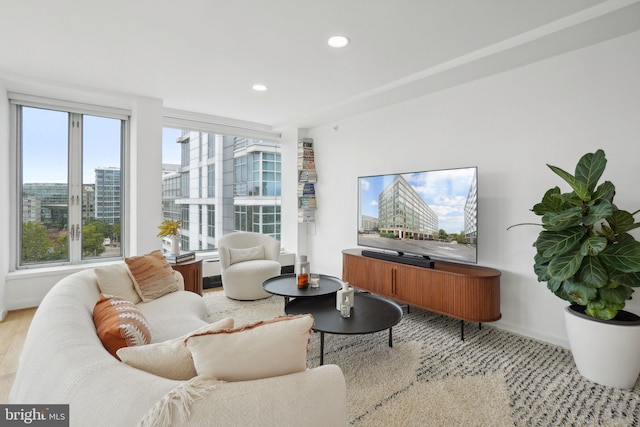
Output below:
[583,199,613,226]
[578,256,608,288]
[549,280,571,301]
[609,270,640,288]
[592,180,615,203]
[600,285,634,304]
[608,208,640,234]
[585,301,624,320]
[533,253,551,282]
[548,250,584,281]
[547,165,590,201]
[534,227,584,258]
[563,279,597,305]
[551,192,583,207]
[541,206,584,231]
[599,236,640,273]
[546,278,563,293]
[574,149,607,194]
[580,236,607,256]
[532,187,563,216]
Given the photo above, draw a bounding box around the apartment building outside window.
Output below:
[162,128,281,254]
[12,98,127,267]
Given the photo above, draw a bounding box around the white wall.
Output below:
[305,31,640,348]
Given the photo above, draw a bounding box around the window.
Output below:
[207,164,215,197]
[234,205,281,240]
[207,205,215,238]
[161,127,281,253]
[13,99,128,267]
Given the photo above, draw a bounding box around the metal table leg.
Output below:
[320,331,325,365]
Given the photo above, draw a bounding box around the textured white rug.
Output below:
[203,291,514,426]
[204,290,640,426]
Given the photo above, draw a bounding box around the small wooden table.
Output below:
[170,258,203,296]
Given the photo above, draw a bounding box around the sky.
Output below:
[162,127,181,165]
[359,167,476,234]
[21,106,182,183]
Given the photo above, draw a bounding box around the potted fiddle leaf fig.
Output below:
[514,149,640,389]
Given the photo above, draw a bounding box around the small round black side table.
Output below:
[262,273,343,306]
[285,292,403,365]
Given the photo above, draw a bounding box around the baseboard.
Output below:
[492,320,569,349]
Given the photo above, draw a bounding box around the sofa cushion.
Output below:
[125,250,179,302]
[95,263,142,304]
[228,245,265,265]
[93,294,152,358]
[185,314,313,382]
[117,317,234,380]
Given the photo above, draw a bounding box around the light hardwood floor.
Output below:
[0,307,37,403]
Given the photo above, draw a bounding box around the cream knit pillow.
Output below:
[117,317,234,380]
[186,314,313,382]
[228,245,265,265]
[95,263,141,304]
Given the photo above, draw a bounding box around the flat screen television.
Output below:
[358,166,478,265]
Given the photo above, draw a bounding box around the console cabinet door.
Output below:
[343,253,392,296]
[392,264,421,305]
[343,253,421,303]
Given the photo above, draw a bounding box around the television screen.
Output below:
[358,166,478,264]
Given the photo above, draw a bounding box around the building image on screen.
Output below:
[358,166,477,264]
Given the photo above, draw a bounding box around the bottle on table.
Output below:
[297,255,309,289]
[341,296,351,318]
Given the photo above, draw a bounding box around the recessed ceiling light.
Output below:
[328,35,350,48]
[252,84,268,92]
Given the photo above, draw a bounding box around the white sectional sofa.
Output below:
[9,266,347,426]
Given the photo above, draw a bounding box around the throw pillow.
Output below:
[117,317,234,380]
[125,250,179,302]
[93,294,152,359]
[228,245,265,265]
[185,314,313,382]
[95,263,141,304]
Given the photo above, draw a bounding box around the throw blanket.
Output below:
[137,376,222,427]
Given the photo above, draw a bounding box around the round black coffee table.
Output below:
[262,273,343,306]
[285,292,403,365]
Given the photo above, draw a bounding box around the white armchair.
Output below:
[218,232,282,300]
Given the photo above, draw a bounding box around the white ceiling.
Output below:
[1,0,640,130]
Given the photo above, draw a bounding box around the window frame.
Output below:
[10,94,130,269]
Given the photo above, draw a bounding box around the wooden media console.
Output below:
[342,249,501,339]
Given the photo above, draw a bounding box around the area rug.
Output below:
[203,291,640,426]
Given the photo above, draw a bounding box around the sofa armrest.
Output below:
[163,365,347,426]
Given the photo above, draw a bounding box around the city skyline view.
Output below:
[359,167,476,234]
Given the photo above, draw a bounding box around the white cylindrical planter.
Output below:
[171,235,180,255]
[564,305,640,389]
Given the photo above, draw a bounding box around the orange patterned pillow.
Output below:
[93,294,152,359]
[125,250,179,302]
